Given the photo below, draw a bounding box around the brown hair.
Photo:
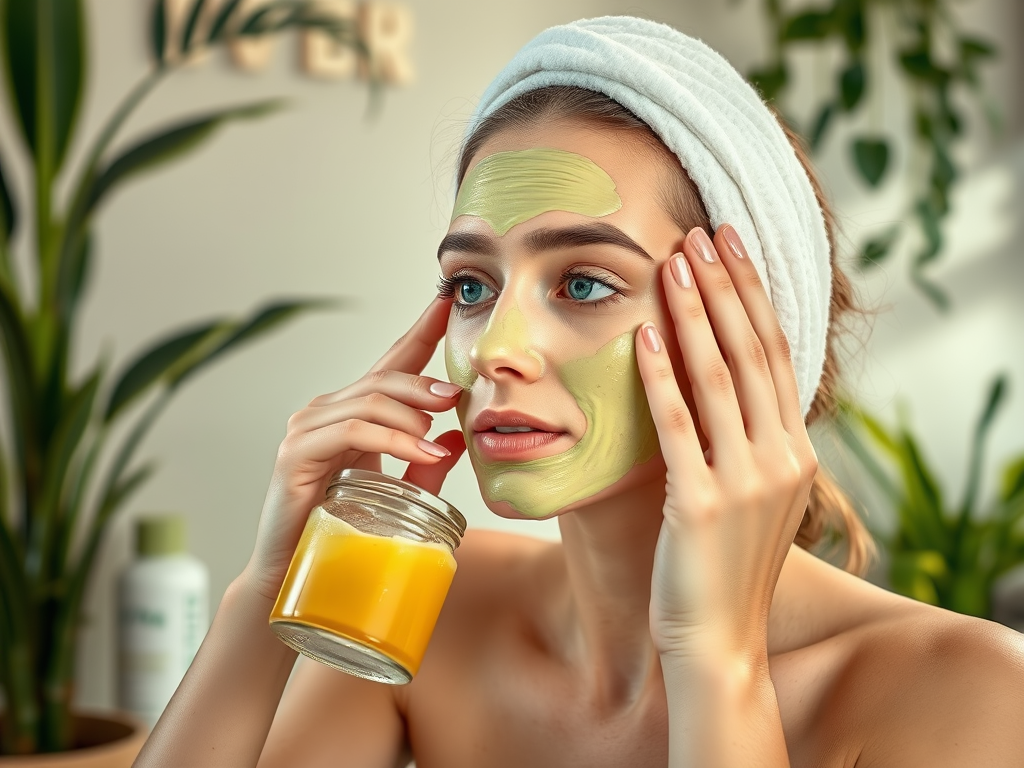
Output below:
[458,86,876,576]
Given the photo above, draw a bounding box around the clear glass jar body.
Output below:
[269,469,466,684]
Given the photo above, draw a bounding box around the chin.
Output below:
[475,454,667,521]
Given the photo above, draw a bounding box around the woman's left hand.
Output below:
[636,224,819,664]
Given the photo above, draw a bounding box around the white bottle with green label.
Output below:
[118,514,209,727]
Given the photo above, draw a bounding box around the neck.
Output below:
[556,467,668,709]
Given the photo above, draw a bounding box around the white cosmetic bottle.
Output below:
[118,514,209,727]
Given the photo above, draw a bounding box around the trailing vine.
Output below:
[747,0,998,309]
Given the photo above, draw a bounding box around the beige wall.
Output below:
[0,0,1020,710]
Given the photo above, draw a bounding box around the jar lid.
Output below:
[327,469,467,541]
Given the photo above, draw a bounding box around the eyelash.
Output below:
[437,269,625,316]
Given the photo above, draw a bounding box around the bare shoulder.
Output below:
[850,602,1024,767]
[444,527,561,611]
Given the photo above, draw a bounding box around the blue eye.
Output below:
[458,280,494,305]
[565,276,616,302]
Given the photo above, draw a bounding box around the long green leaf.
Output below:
[1001,455,1024,503]
[104,322,222,422]
[207,0,244,42]
[151,0,167,66]
[170,298,340,389]
[34,370,100,584]
[1,0,85,173]
[896,430,950,554]
[0,149,16,244]
[832,402,902,505]
[0,282,37,487]
[957,375,1007,520]
[181,0,208,53]
[83,99,285,215]
[53,229,91,325]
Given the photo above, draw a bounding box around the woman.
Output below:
[136,17,1024,767]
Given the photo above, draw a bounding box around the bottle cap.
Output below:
[136,514,186,557]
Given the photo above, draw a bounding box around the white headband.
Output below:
[467,16,832,417]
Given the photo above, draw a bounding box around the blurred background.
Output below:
[0,0,1021,720]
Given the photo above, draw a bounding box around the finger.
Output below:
[684,227,784,445]
[662,246,747,456]
[402,430,467,495]
[283,419,451,469]
[369,295,453,375]
[309,371,462,411]
[715,224,805,435]
[634,322,709,475]
[289,394,435,440]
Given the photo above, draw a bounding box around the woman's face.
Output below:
[441,120,693,519]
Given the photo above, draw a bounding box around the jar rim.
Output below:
[327,469,467,541]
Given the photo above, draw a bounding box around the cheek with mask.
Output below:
[446,324,659,519]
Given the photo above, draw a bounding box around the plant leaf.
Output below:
[890,550,946,605]
[1001,456,1024,503]
[54,230,92,324]
[34,370,100,583]
[169,298,342,388]
[896,429,950,554]
[959,36,997,62]
[207,0,244,42]
[958,375,1007,519]
[782,10,834,41]
[84,99,285,215]
[151,0,167,66]
[0,282,37,480]
[747,63,788,102]
[913,198,943,266]
[181,0,208,53]
[105,297,339,421]
[104,322,224,422]
[840,61,865,111]
[809,102,835,151]
[851,137,890,187]
[0,149,17,243]
[1,0,86,173]
[858,224,900,268]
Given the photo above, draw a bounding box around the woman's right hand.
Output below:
[241,296,466,600]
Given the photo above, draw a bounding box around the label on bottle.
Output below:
[118,580,208,726]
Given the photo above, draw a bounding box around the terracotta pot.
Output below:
[0,711,148,768]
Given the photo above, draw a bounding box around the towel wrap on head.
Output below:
[465,16,832,418]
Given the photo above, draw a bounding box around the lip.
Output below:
[471,409,562,434]
[470,409,569,462]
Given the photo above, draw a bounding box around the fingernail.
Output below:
[429,381,462,398]
[721,225,746,259]
[690,228,716,263]
[418,439,450,457]
[641,322,661,353]
[670,254,692,288]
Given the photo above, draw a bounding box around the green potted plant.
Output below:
[0,0,370,760]
[833,375,1024,617]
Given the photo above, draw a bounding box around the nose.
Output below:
[469,303,544,383]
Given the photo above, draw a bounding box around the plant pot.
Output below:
[0,711,148,768]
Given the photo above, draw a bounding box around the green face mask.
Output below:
[444,147,657,517]
[451,148,622,235]
[446,323,659,519]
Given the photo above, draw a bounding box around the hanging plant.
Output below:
[747,0,999,309]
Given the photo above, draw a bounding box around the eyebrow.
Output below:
[436,222,653,262]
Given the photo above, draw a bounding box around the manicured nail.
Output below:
[670,254,691,288]
[641,322,661,353]
[721,224,746,259]
[418,439,450,457]
[429,381,462,398]
[689,228,716,263]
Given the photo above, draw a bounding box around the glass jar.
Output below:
[269,468,467,684]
